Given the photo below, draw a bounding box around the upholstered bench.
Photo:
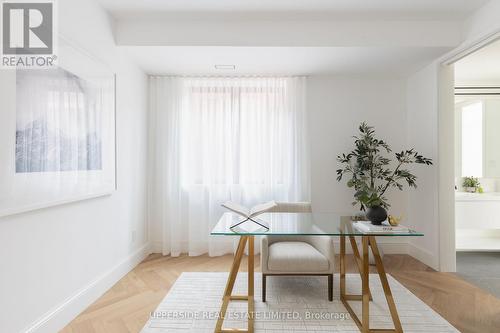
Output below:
[260,202,334,302]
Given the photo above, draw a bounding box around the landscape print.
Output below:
[15,67,103,173]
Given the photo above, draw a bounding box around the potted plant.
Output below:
[336,123,433,225]
[462,177,480,193]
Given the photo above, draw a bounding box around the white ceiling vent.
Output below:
[215,64,236,70]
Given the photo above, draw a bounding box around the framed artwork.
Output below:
[0,38,116,217]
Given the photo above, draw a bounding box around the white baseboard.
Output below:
[151,241,411,256]
[151,240,163,254]
[24,242,153,333]
[408,242,439,270]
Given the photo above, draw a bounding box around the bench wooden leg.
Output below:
[328,274,333,301]
[262,274,266,302]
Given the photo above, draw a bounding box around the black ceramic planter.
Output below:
[366,206,388,225]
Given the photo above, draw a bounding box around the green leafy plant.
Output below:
[462,177,480,189]
[336,122,433,210]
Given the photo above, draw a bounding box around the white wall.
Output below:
[402,0,500,272]
[308,76,408,214]
[115,16,462,48]
[307,76,410,249]
[405,63,456,271]
[405,64,441,270]
[0,0,149,332]
[463,0,500,41]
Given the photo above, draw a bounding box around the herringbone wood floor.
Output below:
[61,253,500,333]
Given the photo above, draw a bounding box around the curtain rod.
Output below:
[455,87,500,95]
[455,93,500,95]
[455,87,500,89]
[149,75,308,79]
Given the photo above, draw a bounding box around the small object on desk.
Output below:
[353,220,411,233]
[222,200,277,219]
[221,200,277,230]
[366,205,388,225]
[230,217,270,232]
[388,215,402,226]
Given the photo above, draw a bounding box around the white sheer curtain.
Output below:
[149,76,310,256]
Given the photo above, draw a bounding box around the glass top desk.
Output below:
[211,212,423,333]
[212,212,423,237]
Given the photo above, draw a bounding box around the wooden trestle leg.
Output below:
[340,235,403,333]
[215,236,255,333]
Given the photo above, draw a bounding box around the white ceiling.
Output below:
[122,46,450,76]
[455,39,500,85]
[107,1,487,77]
[100,0,488,19]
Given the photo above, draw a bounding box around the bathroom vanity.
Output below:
[456,192,500,251]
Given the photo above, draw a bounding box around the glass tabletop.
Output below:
[211,212,423,236]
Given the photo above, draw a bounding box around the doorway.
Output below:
[451,39,500,294]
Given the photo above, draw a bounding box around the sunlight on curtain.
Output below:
[149,77,309,256]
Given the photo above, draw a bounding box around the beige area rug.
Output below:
[141,272,459,332]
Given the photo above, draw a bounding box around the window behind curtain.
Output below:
[148,76,308,256]
[179,79,291,187]
[461,101,483,177]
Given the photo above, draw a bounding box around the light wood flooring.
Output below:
[61,253,500,333]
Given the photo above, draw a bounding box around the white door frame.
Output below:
[436,29,500,272]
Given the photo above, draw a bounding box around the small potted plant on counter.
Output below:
[462,177,480,193]
[336,122,433,225]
